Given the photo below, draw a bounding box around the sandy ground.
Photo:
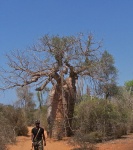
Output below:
[97,134,133,150]
[7,127,74,150]
[7,127,133,150]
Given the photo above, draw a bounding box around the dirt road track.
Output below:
[7,127,74,150]
[7,127,133,150]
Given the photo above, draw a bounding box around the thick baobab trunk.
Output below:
[47,77,76,139]
[63,77,76,136]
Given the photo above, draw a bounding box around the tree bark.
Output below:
[47,77,76,139]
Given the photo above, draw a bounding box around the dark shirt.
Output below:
[32,127,44,141]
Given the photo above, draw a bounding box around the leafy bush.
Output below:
[73,97,130,144]
[0,105,16,150]
[2,106,28,136]
[0,104,28,150]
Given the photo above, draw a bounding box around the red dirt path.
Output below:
[7,127,133,150]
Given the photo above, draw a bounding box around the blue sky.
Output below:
[0,0,133,104]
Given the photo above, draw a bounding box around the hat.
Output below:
[35,120,40,124]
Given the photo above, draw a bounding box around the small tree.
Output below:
[98,51,117,99]
[15,86,36,125]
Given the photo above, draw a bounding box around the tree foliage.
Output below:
[125,80,133,93]
[98,51,117,99]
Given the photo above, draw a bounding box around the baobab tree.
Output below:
[0,34,116,138]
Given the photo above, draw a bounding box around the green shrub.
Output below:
[73,98,130,142]
[0,106,16,150]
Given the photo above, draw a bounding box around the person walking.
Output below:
[31,120,46,150]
